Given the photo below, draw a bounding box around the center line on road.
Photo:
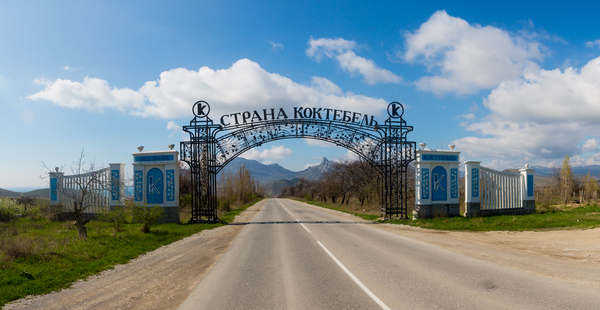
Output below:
[317,241,391,310]
[278,199,312,234]
[299,222,311,233]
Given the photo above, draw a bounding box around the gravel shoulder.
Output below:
[6,199,600,309]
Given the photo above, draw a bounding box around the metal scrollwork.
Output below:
[181,101,415,222]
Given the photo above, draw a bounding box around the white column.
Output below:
[49,169,64,206]
[109,163,126,207]
[520,164,536,214]
[464,161,481,217]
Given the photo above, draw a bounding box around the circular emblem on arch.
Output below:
[193,101,210,118]
[387,102,404,119]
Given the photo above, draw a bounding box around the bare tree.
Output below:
[560,155,574,204]
[43,150,115,239]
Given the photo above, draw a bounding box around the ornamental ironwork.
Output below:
[181,101,416,222]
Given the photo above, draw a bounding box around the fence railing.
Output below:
[465,161,535,217]
[480,167,523,210]
[49,163,125,215]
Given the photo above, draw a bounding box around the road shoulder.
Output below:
[4,201,265,310]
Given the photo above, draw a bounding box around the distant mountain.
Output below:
[295,157,334,180]
[0,188,49,199]
[220,157,334,184]
[263,178,301,197]
[532,165,600,178]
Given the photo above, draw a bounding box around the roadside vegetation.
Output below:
[0,162,264,307]
[287,154,600,231]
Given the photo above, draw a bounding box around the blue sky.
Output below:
[2,0,600,189]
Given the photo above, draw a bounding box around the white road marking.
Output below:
[317,241,391,310]
[299,223,311,233]
[278,199,311,233]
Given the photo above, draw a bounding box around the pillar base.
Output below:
[464,202,480,218]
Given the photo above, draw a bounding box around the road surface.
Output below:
[179,198,600,309]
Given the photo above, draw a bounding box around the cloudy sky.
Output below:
[2,0,600,190]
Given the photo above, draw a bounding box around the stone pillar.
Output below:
[464,161,481,217]
[49,168,64,206]
[520,165,536,214]
[414,143,460,219]
[132,146,180,223]
[109,163,126,208]
[414,161,431,219]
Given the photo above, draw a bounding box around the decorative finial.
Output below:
[55,167,59,172]
[419,143,426,150]
[448,144,455,150]
[137,146,144,152]
[525,164,529,169]
[168,144,175,150]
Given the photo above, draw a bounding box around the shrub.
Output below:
[0,237,39,261]
[0,198,20,222]
[131,204,164,233]
[97,206,128,235]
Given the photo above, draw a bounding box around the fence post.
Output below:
[109,163,126,209]
[464,161,481,217]
[49,168,64,207]
[519,164,536,214]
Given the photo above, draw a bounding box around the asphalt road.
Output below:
[178,199,600,310]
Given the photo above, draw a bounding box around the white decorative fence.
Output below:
[480,167,523,211]
[49,163,125,216]
[464,161,535,217]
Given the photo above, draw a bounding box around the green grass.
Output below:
[294,198,600,232]
[0,200,262,308]
[398,204,600,231]
[294,199,381,221]
[219,198,264,223]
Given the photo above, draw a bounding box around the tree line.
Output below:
[279,160,416,212]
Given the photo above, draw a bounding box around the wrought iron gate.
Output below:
[180,101,415,222]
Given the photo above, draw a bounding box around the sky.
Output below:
[2,0,600,190]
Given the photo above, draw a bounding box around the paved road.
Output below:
[179,199,600,310]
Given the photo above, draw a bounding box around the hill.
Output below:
[263,178,301,197]
[0,188,49,199]
[220,157,334,184]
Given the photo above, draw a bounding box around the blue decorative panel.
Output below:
[421,169,430,200]
[147,168,164,204]
[432,166,447,201]
[111,169,120,200]
[527,175,534,197]
[135,155,174,162]
[451,168,458,199]
[472,168,479,198]
[166,169,175,201]
[50,178,57,202]
[422,154,459,162]
[135,171,143,201]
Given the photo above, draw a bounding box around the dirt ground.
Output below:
[5,200,600,309]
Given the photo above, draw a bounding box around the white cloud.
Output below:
[306,37,401,85]
[304,139,336,148]
[28,59,388,119]
[585,40,600,48]
[240,145,293,162]
[28,77,146,112]
[401,10,543,94]
[335,150,359,162]
[457,113,475,120]
[484,56,600,124]
[63,65,81,71]
[270,41,284,51]
[166,121,181,137]
[454,56,600,168]
[582,139,600,153]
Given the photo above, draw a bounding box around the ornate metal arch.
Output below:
[181,101,415,222]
